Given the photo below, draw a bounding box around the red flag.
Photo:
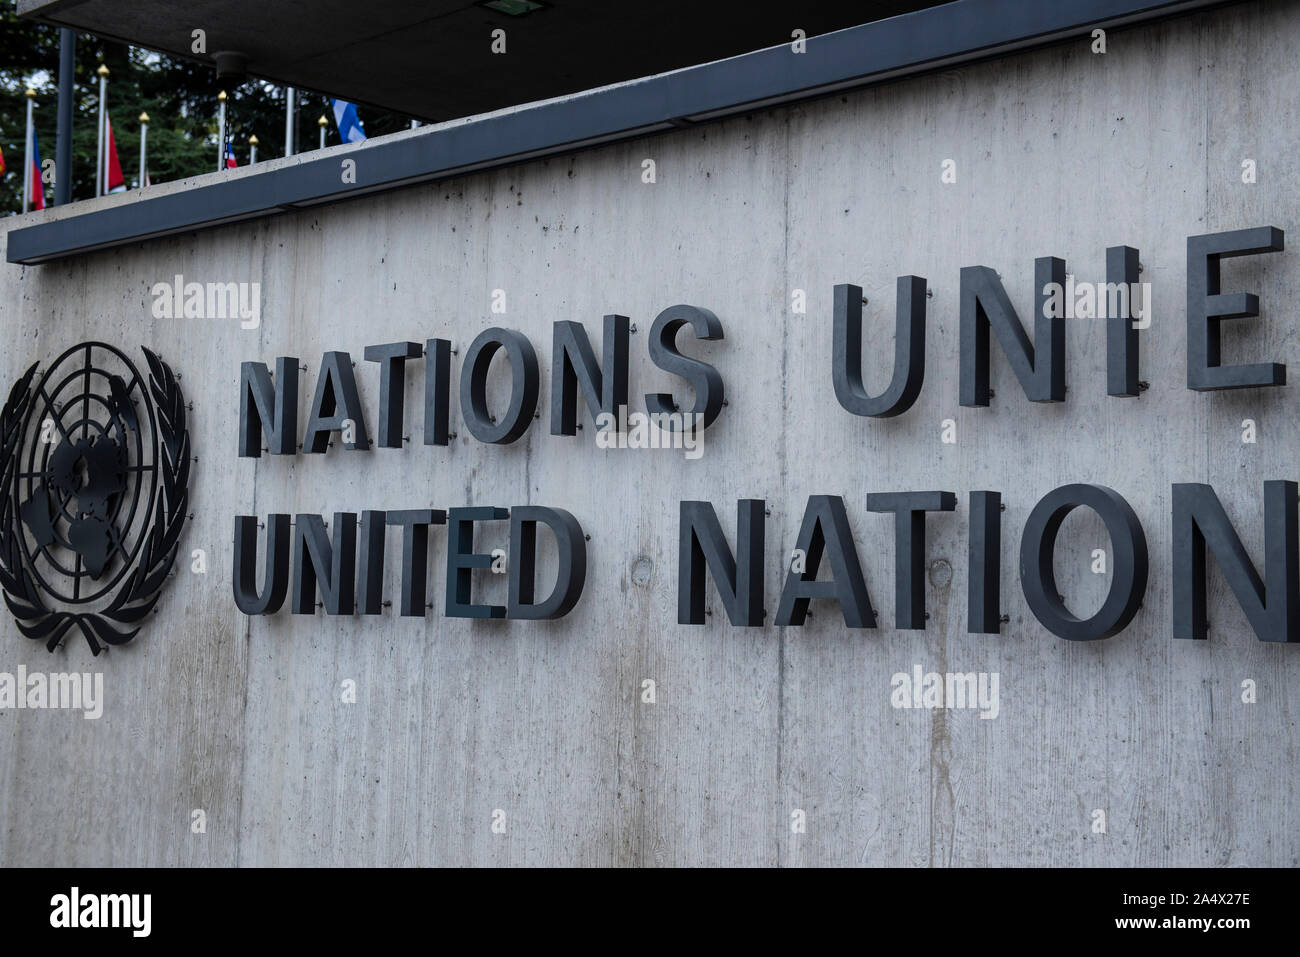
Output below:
[0,143,7,176]
[105,116,126,192]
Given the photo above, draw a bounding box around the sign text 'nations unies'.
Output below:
[233,225,1300,644]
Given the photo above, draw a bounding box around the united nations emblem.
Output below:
[0,343,190,655]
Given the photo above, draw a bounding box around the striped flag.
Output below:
[226,143,238,168]
[330,99,366,143]
[29,133,45,210]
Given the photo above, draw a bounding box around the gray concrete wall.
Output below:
[1,0,1298,866]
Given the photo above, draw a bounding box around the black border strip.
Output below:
[8,0,1234,265]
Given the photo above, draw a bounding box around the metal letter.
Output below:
[233,514,290,614]
[866,490,956,629]
[303,352,370,452]
[445,506,508,618]
[551,315,630,436]
[356,509,386,615]
[239,357,298,456]
[968,491,1002,634]
[508,506,587,619]
[1186,226,1285,391]
[677,500,765,626]
[775,495,876,628]
[1106,245,1141,397]
[388,509,446,617]
[292,513,358,615]
[960,257,1066,406]
[460,329,539,444]
[423,338,453,446]
[363,341,422,448]
[644,305,725,430]
[1171,481,1299,642]
[832,277,926,417]
[1019,484,1147,640]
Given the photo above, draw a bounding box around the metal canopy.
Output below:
[8,0,1235,265]
[18,0,946,121]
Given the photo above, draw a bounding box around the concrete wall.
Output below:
[1,0,1298,866]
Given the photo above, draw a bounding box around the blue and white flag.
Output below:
[330,99,366,143]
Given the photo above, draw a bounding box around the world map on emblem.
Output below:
[0,342,190,654]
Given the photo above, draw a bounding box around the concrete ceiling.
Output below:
[19,0,949,121]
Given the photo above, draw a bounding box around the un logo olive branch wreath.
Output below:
[0,345,190,656]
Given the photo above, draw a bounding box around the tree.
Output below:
[1,9,412,215]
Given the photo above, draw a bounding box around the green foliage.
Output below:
[1,9,411,215]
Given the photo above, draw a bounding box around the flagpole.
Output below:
[284,87,295,157]
[138,112,149,188]
[249,134,258,165]
[95,64,109,198]
[23,88,35,213]
[217,90,227,172]
[318,114,328,150]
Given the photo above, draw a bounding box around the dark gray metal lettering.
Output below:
[424,338,453,447]
[866,491,956,629]
[460,329,539,444]
[960,257,1066,406]
[1019,484,1147,640]
[551,316,630,436]
[233,514,290,614]
[292,513,359,615]
[445,506,508,619]
[508,506,587,619]
[303,352,370,453]
[363,341,422,449]
[1186,226,1285,391]
[388,509,446,617]
[832,277,927,417]
[356,509,387,616]
[775,495,875,628]
[968,491,1002,634]
[1106,245,1141,397]
[677,499,765,626]
[644,305,725,430]
[1172,481,1299,642]
[239,357,298,457]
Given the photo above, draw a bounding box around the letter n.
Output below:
[1172,481,1299,642]
[239,358,299,456]
[292,513,358,615]
[550,316,630,435]
[960,259,1065,406]
[678,500,765,625]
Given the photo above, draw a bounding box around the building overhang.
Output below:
[8,0,1238,266]
[17,0,946,122]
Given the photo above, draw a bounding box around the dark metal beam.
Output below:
[54,28,74,207]
[7,0,1236,265]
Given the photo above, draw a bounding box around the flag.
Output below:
[226,143,237,168]
[105,117,126,192]
[0,142,7,176]
[29,134,45,210]
[330,99,366,143]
